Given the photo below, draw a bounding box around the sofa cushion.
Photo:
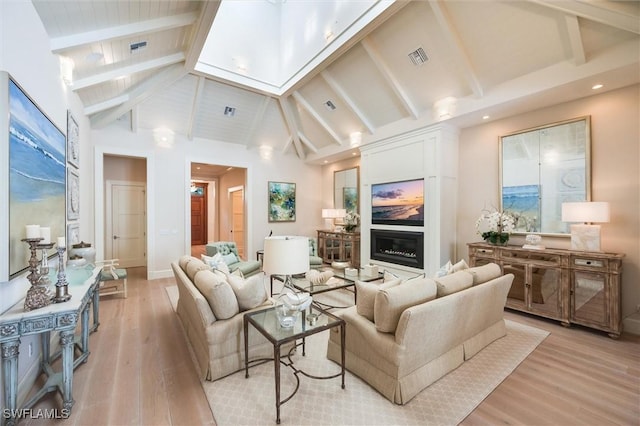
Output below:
[451,259,469,273]
[186,257,210,282]
[374,278,437,333]
[226,273,267,311]
[434,271,473,297]
[222,252,239,265]
[178,255,197,271]
[356,277,401,321]
[194,269,239,320]
[466,263,502,285]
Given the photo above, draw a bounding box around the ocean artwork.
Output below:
[268,181,296,222]
[371,179,424,226]
[502,184,540,232]
[8,78,66,277]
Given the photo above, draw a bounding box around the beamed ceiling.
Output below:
[32,0,640,165]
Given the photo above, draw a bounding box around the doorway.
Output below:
[229,186,245,259]
[190,182,208,246]
[103,155,147,268]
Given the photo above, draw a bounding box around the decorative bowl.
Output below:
[331,260,350,270]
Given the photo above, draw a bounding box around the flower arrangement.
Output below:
[475,209,515,245]
[344,211,360,232]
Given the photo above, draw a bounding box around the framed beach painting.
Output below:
[3,72,66,278]
[67,110,79,168]
[268,181,296,222]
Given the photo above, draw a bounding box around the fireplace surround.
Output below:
[370,229,424,269]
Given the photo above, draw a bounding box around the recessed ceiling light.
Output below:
[323,160,328,164]
[352,152,357,156]
[592,84,604,90]
[482,115,490,120]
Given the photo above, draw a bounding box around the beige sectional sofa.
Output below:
[171,255,275,381]
[326,263,513,404]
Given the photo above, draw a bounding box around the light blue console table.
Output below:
[0,266,100,426]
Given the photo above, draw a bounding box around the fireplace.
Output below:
[370,229,424,269]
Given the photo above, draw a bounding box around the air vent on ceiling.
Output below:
[224,106,236,117]
[324,100,336,111]
[408,47,428,66]
[130,41,147,53]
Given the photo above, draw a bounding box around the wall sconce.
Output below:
[349,131,362,148]
[59,56,75,86]
[433,96,457,121]
[259,145,273,160]
[322,208,346,231]
[153,127,174,148]
[562,201,610,251]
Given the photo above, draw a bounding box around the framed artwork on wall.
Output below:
[268,181,296,222]
[67,222,80,247]
[3,72,66,278]
[67,167,80,221]
[67,110,79,168]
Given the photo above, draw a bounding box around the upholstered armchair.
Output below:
[205,241,261,277]
[309,238,323,269]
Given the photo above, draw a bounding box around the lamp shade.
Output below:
[263,236,310,276]
[562,202,610,223]
[321,208,346,219]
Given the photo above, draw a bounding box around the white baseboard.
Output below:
[623,313,640,336]
[148,269,173,280]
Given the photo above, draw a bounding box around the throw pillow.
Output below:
[186,257,210,282]
[450,259,469,273]
[201,253,230,275]
[434,260,453,278]
[434,271,473,297]
[226,273,268,311]
[193,269,239,320]
[374,278,437,333]
[466,262,502,285]
[355,278,401,321]
[221,252,239,266]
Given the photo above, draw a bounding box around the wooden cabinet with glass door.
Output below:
[468,242,624,338]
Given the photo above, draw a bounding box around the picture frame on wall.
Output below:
[268,181,296,222]
[2,72,66,278]
[67,222,80,247]
[67,167,80,221]
[67,110,79,168]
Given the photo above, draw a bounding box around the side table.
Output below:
[243,305,345,424]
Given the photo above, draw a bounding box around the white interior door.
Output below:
[230,187,245,259]
[110,182,146,268]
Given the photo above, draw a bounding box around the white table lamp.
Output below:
[562,202,610,251]
[321,208,346,231]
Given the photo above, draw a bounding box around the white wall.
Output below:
[91,126,324,278]
[457,84,640,326]
[0,0,90,407]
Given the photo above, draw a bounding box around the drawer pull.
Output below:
[575,259,603,267]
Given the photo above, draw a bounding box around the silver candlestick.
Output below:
[23,238,52,311]
[53,246,71,303]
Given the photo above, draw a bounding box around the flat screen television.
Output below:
[371,178,424,226]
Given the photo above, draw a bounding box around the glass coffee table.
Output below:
[270,267,383,307]
[243,305,345,424]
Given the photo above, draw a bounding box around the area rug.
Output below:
[164,285,549,426]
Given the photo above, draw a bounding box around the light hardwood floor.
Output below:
[26,266,639,426]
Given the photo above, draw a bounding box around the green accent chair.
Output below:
[205,241,261,277]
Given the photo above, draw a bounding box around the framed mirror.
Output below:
[500,116,591,235]
[334,167,359,213]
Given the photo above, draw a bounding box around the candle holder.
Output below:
[22,238,52,311]
[53,246,72,303]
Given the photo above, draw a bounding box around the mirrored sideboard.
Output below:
[468,242,624,338]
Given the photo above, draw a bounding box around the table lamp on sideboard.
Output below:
[561,201,610,252]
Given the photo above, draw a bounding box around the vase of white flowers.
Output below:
[344,211,360,232]
[475,209,515,246]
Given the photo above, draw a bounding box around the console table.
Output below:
[0,266,100,426]
[317,230,360,269]
[468,242,624,338]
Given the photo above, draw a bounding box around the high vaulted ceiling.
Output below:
[32,0,640,164]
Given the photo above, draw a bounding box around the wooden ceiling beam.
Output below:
[531,0,639,34]
[320,70,375,134]
[292,91,342,145]
[361,37,420,120]
[428,1,484,98]
[565,14,586,65]
[278,98,305,159]
[51,11,200,53]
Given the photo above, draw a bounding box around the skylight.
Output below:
[195,0,396,96]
